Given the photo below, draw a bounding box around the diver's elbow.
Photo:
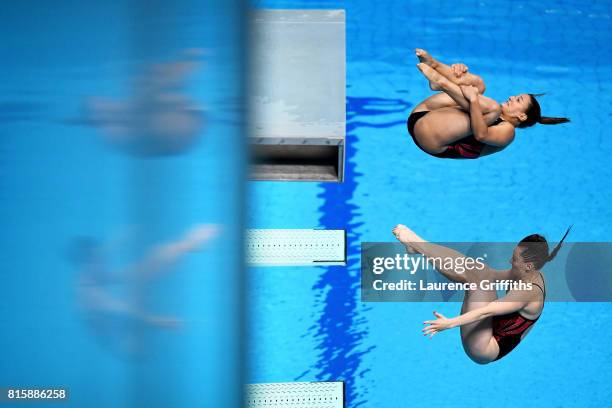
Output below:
[473,131,488,142]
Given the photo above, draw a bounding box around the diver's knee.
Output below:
[472,76,486,94]
[465,348,495,365]
[462,337,497,365]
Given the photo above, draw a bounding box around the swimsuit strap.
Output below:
[492,117,505,126]
[533,273,546,300]
[513,279,545,322]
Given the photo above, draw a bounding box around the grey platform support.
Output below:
[250,10,346,182]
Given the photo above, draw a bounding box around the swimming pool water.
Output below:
[248,1,612,406]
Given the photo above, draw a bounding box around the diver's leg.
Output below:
[393,224,500,363]
[410,65,500,154]
[413,92,500,116]
[411,106,501,154]
[416,49,486,93]
[412,91,498,116]
[410,108,471,153]
[459,284,500,364]
[417,64,499,118]
[123,224,218,281]
[417,64,472,111]
[412,92,460,113]
[432,66,485,93]
[393,225,486,284]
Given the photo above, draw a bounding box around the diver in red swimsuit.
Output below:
[407,49,569,159]
[491,280,545,361]
[392,224,571,364]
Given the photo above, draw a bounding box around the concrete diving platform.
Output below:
[250,10,346,182]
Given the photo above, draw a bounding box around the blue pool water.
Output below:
[249,1,612,407]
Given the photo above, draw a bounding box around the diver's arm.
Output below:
[463,86,514,147]
[418,63,471,111]
[434,62,486,93]
[422,296,529,338]
[418,65,497,116]
[468,96,487,139]
[469,98,514,147]
[453,299,527,327]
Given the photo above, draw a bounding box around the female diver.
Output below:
[392,224,571,364]
[407,49,569,159]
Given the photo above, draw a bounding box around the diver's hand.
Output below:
[451,63,469,77]
[460,85,480,102]
[422,311,454,339]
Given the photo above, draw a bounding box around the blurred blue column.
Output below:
[126,1,246,407]
[0,0,246,407]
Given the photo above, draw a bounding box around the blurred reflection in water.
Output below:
[1,1,245,406]
[84,49,207,157]
[70,225,217,357]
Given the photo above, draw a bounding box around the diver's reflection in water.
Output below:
[70,224,217,356]
[84,48,207,157]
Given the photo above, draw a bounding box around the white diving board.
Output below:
[250,10,346,182]
[246,381,344,408]
[246,229,346,266]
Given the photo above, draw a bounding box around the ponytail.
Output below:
[518,94,570,128]
[539,116,570,125]
[518,226,572,270]
[546,225,572,263]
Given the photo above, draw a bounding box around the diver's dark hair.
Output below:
[518,226,572,270]
[517,94,570,128]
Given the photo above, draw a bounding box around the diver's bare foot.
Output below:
[429,81,442,91]
[415,49,436,67]
[392,224,422,254]
[417,63,446,91]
